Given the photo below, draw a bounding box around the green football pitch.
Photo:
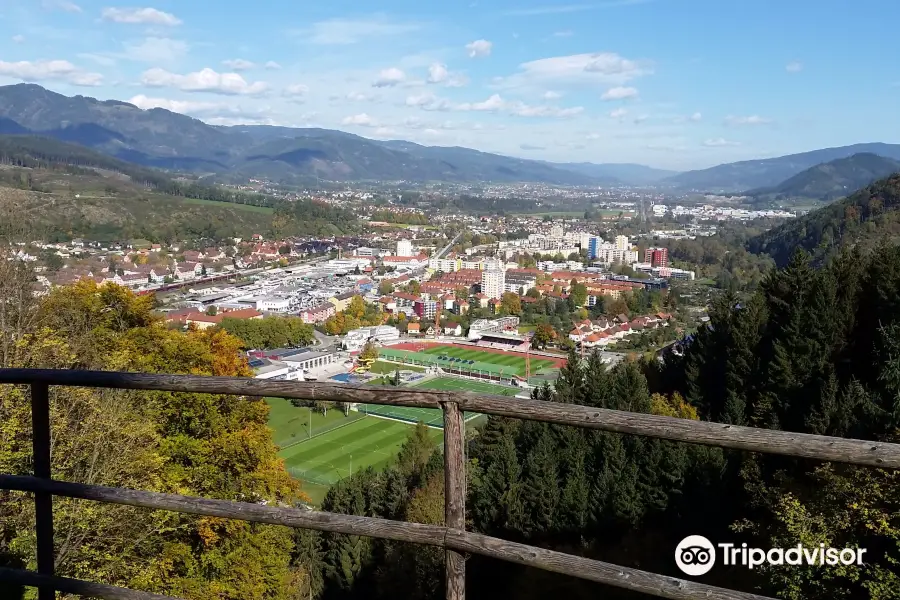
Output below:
[419,345,557,376]
[267,397,443,502]
[266,376,527,505]
[359,376,520,425]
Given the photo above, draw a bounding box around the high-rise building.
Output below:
[588,236,601,260]
[644,247,669,268]
[481,268,506,300]
[396,239,413,257]
[615,235,629,251]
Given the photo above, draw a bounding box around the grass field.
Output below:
[360,376,517,425]
[266,397,365,449]
[279,416,442,484]
[267,396,443,504]
[267,374,524,505]
[368,360,425,374]
[419,345,556,376]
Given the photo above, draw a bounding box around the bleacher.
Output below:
[476,332,528,349]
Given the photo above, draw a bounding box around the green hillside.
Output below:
[0,134,359,241]
[747,173,900,265]
[746,152,900,202]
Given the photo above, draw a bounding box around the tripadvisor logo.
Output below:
[675,535,867,576]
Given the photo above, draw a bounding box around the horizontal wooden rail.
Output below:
[0,567,177,600]
[1,369,899,469]
[0,475,774,600]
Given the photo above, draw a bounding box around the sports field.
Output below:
[420,344,557,376]
[360,376,519,425]
[267,372,534,505]
[266,397,365,449]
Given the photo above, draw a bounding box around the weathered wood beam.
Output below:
[442,401,466,600]
[0,567,178,600]
[0,476,779,600]
[1,369,898,468]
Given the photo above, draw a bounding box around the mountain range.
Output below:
[745,153,900,201]
[665,143,900,192]
[1,83,899,191]
[0,84,618,186]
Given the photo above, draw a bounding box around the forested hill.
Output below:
[0,134,361,238]
[747,173,900,265]
[745,152,900,201]
[0,134,276,208]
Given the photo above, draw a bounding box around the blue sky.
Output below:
[0,0,898,170]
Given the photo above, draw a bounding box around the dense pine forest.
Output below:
[300,246,900,600]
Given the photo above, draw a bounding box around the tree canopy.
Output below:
[0,279,311,599]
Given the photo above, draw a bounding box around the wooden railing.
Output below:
[2,369,900,600]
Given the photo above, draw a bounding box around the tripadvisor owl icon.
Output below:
[675,535,716,576]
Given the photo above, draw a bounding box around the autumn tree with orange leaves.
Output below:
[0,278,313,599]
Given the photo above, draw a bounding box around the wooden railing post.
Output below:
[442,400,465,600]
[30,382,54,600]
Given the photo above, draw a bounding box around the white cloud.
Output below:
[553,30,574,37]
[457,94,506,111]
[11,35,25,44]
[128,95,275,125]
[408,92,582,117]
[264,61,282,70]
[345,91,374,102]
[373,127,395,137]
[427,63,449,84]
[543,91,562,100]
[601,85,638,100]
[520,143,546,150]
[495,52,650,91]
[302,16,419,45]
[633,114,649,124]
[101,7,182,26]
[425,62,467,87]
[41,0,82,12]
[703,138,741,147]
[785,61,803,73]
[0,59,102,86]
[141,67,269,96]
[466,39,492,58]
[689,112,702,122]
[725,114,772,126]
[342,113,379,127]
[609,108,628,119]
[122,37,188,63]
[283,84,309,101]
[129,94,221,114]
[406,93,453,111]
[223,59,255,71]
[372,67,405,87]
[510,103,583,117]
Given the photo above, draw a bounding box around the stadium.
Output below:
[267,341,566,502]
[378,342,563,383]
